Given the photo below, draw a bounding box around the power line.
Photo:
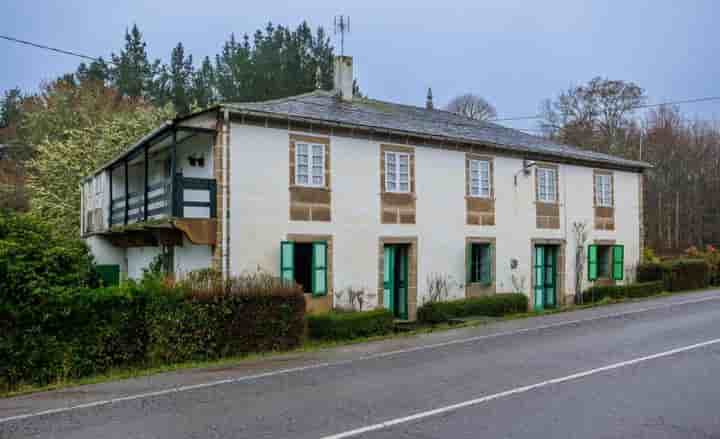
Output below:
[492,96,720,122]
[0,34,115,66]
[3,33,720,129]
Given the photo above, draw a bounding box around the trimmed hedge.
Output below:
[417,293,528,324]
[582,281,665,303]
[1,278,306,391]
[307,309,395,341]
[636,259,709,292]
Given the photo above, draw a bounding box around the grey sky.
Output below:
[2,0,719,131]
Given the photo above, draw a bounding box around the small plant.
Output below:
[425,273,455,304]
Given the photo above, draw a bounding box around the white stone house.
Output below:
[81,56,650,319]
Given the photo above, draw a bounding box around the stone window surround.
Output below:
[286,233,334,314]
[465,236,497,298]
[377,236,418,321]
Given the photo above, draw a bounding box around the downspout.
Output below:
[224,108,231,279]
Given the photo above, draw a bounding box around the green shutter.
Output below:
[534,246,545,310]
[280,241,294,284]
[311,241,328,296]
[96,264,120,286]
[612,245,624,281]
[480,245,492,285]
[466,243,473,283]
[588,245,598,281]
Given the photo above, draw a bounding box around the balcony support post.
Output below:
[169,128,178,218]
[123,159,129,225]
[108,167,113,227]
[144,144,149,222]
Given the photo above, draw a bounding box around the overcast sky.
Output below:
[2,0,719,131]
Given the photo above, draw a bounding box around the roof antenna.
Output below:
[426,88,434,110]
[334,15,350,56]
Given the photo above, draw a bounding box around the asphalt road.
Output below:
[2,291,720,439]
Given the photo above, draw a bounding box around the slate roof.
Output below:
[226,90,650,170]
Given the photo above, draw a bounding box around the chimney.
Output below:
[426,88,434,110]
[333,56,354,101]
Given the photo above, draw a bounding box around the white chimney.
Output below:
[333,56,354,101]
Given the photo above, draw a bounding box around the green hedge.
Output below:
[307,309,395,341]
[636,259,709,291]
[417,293,528,324]
[1,278,306,391]
[582,281,665,303]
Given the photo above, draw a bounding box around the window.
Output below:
[467,243,493,284]
[295,143,325,187]
[595,173,613,207]
[469,159,491,198]
[385,151,410,193]
[94,175,103,209]
[536,167,557,203]
[280,241,327,296]
[588,244,624,281]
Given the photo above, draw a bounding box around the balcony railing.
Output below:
[109,175,216,227]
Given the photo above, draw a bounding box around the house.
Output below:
[81,55,651,319]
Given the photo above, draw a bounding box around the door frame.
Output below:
[383,244,409,320]
[530,238,566,310]
[378,236,418,321]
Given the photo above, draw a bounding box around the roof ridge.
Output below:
[224,89,333,107]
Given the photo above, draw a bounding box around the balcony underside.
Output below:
[100,218,217,248]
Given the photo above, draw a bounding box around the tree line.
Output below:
[539,78,720,253]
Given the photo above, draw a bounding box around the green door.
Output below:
[534,245,557,311]
[383,245,395,314]
[383,244,409,319]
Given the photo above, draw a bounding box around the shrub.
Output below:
[665,259,708,291]
[0,270,306,392]
[307,309,395,341]
[636,262,666,283]
[582,281,665,303]
[417,293,528,324]
[636,259,710,291]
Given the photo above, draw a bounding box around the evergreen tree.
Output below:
[76,58,110,84]
[166,42,194,113]
[0,88,23,130]
[192,56,216,108]
[110,24,160,100]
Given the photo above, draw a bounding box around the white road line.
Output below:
[1,293,719,424]
[320,337,720,439]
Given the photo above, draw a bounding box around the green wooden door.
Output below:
[396,246,409,320]
[534,245,558,310]
[544,246,557,308]
[533,246,545,311]
[383,245,395,314]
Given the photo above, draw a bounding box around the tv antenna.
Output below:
[334,15,350,56]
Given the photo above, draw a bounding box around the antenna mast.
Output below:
[334,15,350,56]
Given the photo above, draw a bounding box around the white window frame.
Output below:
[385,151,410,193]
[595,173,613,207]
[469,159,492,198]
[536,167,558,203]
[295,142,325,188]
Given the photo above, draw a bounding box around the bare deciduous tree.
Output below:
[445,94,497,121]
[540,78,645,155]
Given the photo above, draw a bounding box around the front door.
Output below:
[533,245,558,311]
[383,244,409,319]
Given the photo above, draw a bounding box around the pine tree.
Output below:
[0,88,23,130]
[76,58,110,84]
[167,42,194,113]
[192,56,216,108]
[110,24,159,100]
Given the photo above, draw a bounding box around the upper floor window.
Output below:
[469,159,491,198]
[385,151,410,193]
[296,143,325,187]
[536,167,558,203]
[595,173,613,207]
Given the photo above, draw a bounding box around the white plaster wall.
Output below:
[229,123,642,309]
[86,235,127,276]
[176,134,213,179]
[174,236,213,276]
[127,246,162,279]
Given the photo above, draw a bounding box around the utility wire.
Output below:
[492,96,720,122]
[3,33,720,128]
[0,34,115,66]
